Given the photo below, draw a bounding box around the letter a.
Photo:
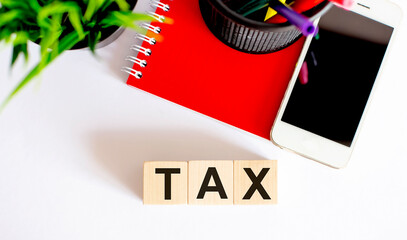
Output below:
[197,167,228,199]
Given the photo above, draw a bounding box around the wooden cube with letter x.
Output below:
[234,160,277,205]
[143,161,188,204]
[188,160,234,205]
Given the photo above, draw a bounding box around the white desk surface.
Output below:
[1,1,407,239]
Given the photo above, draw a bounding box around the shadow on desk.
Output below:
[88,129,264,200]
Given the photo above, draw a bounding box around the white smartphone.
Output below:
[271,0,402,168]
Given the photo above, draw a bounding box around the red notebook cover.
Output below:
[126,0,304,139]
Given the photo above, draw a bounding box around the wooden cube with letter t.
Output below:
[234,160,277,204]
[188,160,234,205]
[143,161,188,204]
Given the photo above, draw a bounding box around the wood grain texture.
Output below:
[143,161,188,205]
[188,160,233,205]
[234,160,277,205]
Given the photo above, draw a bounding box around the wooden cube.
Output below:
[188,160,233,205]
[234,160,277,205]
[143,161,188,205]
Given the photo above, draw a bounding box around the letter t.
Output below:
[155,168,181,200]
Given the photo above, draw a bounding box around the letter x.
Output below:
[243,168,271,200]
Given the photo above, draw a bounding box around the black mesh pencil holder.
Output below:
[199,0,332,54]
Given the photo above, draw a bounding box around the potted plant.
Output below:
[0,0,154,111]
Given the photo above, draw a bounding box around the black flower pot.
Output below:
[199,0,332,54]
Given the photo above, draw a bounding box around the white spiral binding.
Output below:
[124,1,169,80]
[135,33,156,45]
[131,45,152,56]
[126,56,147,68]
[146,11,166,23]
[150,0,170,11]
[122,67,142,79]
[139,22,161,34]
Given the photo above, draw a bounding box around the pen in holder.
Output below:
[199,0,332,54]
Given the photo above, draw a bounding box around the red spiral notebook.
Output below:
[126,0,304,139]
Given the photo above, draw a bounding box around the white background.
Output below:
[1,1,406,239]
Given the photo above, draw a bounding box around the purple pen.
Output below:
[268,0,317,36]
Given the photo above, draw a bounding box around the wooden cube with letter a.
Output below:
[143,161,187,204]
[234,160,277,205]
[188,160,233,205]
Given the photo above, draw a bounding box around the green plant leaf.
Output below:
[37,1,85,60]
[10,32,29,66]
[12,31,30,45]
[100,11,153,29]
[113,0,130,11]
[0,10,21,28]
[90,0,129,12]
[0,62,43,113]
[58,30,86,53]
[84,0,105,21]
[37,1,84,39]
[0,0,155,113]
[99,0,114,12]
[27,29,41,43]
[39,14,62,57]
[0,27,16,42]
[11,43,28,67]
[88,30,101,53]
[1,30,84,113]
[27,0,41,13]
[0,0,30,10]
[67,9,85,39]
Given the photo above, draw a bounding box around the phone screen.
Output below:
[281,5,394,147]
